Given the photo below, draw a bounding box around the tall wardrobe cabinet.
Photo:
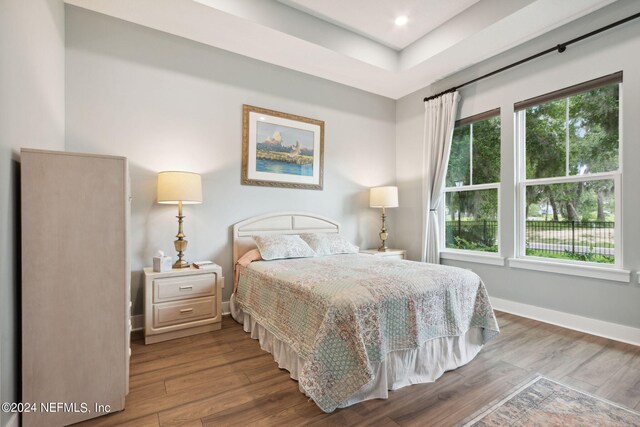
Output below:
[21,149,131,426]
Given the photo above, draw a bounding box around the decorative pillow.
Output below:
[234,249,263,292]
[300,233,359,256]
[237,248,263,267]
[253,235,317,260]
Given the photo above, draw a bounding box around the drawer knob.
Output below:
[179,285,193,291]
[179,308,194,314]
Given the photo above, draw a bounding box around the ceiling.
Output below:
[277,0,482,50]
[65,0,623,99]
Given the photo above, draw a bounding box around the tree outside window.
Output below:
[444,112,501,253]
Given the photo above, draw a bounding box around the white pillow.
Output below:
[299,233,359,256]
[253,235,317,260]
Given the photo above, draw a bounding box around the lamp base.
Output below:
[378,209,389,253]
[172,202,190,269]
[173,259,190,269]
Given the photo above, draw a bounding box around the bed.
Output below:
[230,212,499,413]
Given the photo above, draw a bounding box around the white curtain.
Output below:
[421,92,460,263]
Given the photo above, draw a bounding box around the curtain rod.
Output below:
[423,11,640,103]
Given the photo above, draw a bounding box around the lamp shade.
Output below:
[369,186,398,208]
[157,171,202,204]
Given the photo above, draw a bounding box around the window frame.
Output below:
[514,74,623,269]
[440,109,502,260]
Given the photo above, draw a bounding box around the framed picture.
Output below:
[242,105,324,190]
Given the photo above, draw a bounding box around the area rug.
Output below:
[461,375,640,426]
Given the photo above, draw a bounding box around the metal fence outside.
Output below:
[445,220,615,256]
[525,220,614,256]
[445,220,498,251]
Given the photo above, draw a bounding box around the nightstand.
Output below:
[143,265,223,344]
[360,248,407,260]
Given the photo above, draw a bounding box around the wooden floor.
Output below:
[77,312,640,427]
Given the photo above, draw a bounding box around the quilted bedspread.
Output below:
[235,254,499,412]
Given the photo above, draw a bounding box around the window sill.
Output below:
[508,257,630,283]
[440,250,505,266]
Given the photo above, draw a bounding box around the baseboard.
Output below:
[222,301,230,316]
[491,296,640,346]
[6,413,18,427]
[131,314,144,332]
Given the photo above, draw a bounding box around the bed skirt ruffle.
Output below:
[229,293,485,410]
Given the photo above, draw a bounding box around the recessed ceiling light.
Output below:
[395,16,408,26]
[259,117,266,121]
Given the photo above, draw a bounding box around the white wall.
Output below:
[396,0,640,328]
[0,0,65,425]
[65,6,397,314]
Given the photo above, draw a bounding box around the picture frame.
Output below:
[242,105,324,190]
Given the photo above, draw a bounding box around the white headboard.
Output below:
[233,211,341,267]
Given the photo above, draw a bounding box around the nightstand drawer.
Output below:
[153,273,216,303]
[360,249,406,260]
[381,254,404,260]
[144,266,222,344]
[153,297,216,328]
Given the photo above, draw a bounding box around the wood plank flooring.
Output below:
[76,312,640,426]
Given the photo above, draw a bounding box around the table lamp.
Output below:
[157,171,202,268]
[370,186,399,252]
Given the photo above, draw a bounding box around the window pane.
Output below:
[445,189,498,252]
[446,124,470,187]
[524,83,619,179]
[472,116,501,184]
[568,85,619,175]
[525,99,567,179]
[524,180,615,264]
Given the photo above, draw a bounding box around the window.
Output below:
[515,72,621,265]
[443,109,501,253]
